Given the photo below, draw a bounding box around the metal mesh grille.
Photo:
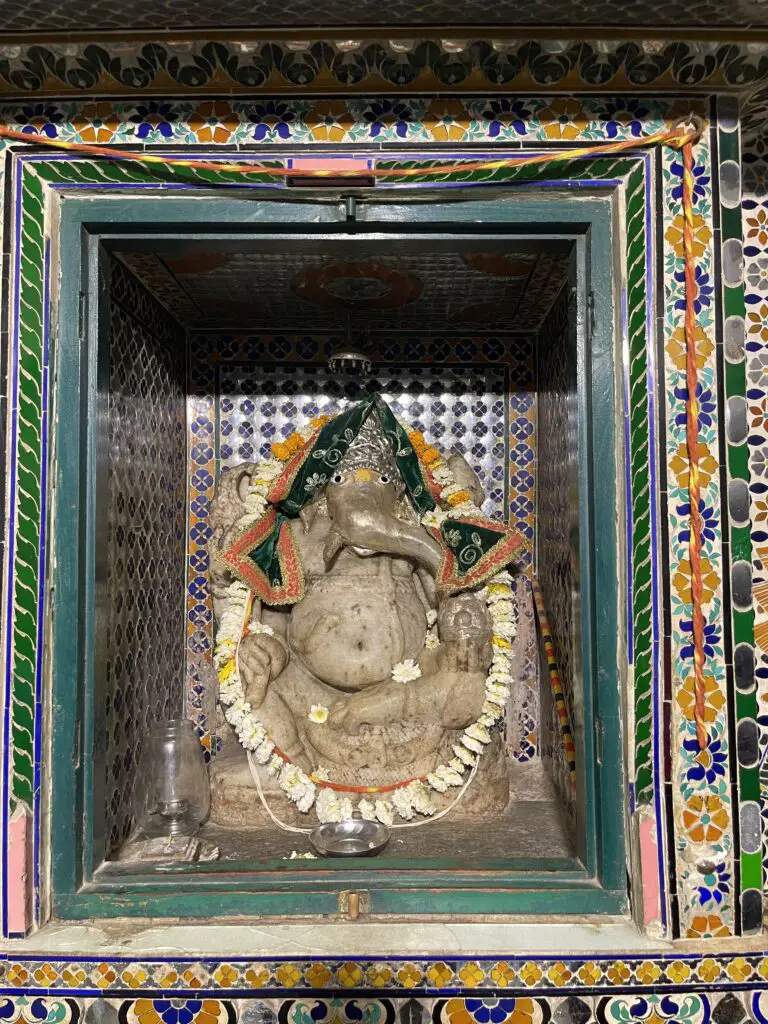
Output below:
[536,289,578,810]
[104,260,187,856]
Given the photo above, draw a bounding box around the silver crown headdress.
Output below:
[339,410,400,479]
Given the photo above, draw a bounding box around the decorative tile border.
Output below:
[3,954,768,994]
[0,95,747,942]
[714,101,761,935]
[0,992,766,1024]
[0,40,767,100]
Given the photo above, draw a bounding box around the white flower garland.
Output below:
[215,416,517,825]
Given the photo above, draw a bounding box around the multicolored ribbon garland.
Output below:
[0,119,709,754]
[0,124,688,178]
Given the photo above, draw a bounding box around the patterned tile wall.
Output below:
[741,127,768,925]
[184,332,538,759]
[0,41,767,100]
[0,95,754,942]
[104,260,187,855]
[0,991,763,1024]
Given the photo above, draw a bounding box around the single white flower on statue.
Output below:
[421,508,448,529]
[424,632,441,650]
[308,704,329,724]
[391,659,422,684]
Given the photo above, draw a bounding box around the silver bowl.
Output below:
[310,819,390,857]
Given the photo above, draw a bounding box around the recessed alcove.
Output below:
[48,192,625,917]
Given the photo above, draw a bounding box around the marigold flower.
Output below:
[446,488,472,507]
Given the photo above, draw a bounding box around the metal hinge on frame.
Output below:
[338,889,370,919]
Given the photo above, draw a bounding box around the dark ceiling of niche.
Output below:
[0,0,764,30]
[115,249,570,335]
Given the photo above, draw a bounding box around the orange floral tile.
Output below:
[681,793,730,843]
[672,556,720,604]
[665,325,714,370]
[665,213,712,258]
[676,674,725,723]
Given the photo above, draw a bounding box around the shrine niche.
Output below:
[96,235,585,866]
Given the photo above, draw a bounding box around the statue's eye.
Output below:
[379,474,390,484]
[332,473,344,484]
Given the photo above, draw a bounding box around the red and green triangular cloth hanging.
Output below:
[221,393,523,604]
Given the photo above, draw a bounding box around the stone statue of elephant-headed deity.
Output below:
[208,393,526,825]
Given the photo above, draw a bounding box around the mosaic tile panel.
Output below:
[4,957,768,994]
[104,260,187,855]
[0,43,765,100]
[660,127,736,935]
[741,128,768,925]
[0,98,735,939]
[536,286,577,811]
[715,105,761,935]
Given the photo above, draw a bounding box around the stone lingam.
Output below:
[208,393,525,827]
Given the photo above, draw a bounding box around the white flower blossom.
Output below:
[288,850,317,859]
[406,780,437,816]
[435,764,464,787]
[316,788,353,823]
[426,772,448,793]
[358,798,377,821]
[431,466,454,485]
[253,737,275,764]
[466,722,491,744]
[375,800,395,826]
[392,787,415,820]
[421,508,449,529]
[308,704,329,724]
[391,659,422,684]
[461,734,484,755]
[424,632,441,650]
[267,753,284,776]
[453,743,477,766]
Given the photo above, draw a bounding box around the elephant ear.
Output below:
[446,453,485,508]
[210,462,259,552]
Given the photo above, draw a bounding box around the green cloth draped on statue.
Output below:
[222,393,522,604]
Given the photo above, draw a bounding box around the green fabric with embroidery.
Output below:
[248,511,290,590]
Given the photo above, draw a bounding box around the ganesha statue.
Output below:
[209,393,524,826]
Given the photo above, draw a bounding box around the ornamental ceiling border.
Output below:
[1,36,768,103]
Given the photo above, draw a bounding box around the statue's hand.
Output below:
[238,632,288,708]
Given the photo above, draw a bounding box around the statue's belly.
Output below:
[288,575,426,691]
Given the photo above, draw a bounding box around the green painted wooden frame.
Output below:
[27,157,643,920]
